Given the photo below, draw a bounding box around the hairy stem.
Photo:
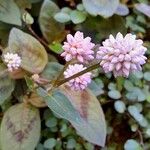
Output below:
[55,63,100,87]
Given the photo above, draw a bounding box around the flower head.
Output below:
[96,32,147,77]
[3,52,21,72]
[64,64,92,90]
[61,31,95,63]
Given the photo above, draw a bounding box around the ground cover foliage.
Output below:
[0,0,150,150]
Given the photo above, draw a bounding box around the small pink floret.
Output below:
[61,31,95,63]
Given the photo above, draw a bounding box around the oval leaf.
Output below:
[0,103,41,150]
[135,3,150,17]
[0,0,21,26]
[70,10,87,24]
[39,0,66,43]
[115,4,129,16]
[0,64,15,105]
[54,12,70,23]
[82,0,119,17]
[37,86,106,147]
[3,28,48,74]
[60,86,106,146]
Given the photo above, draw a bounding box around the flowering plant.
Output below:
[0,0,150,150]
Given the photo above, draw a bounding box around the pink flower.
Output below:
[64,64,92,90]
[3,52,21,72]
[96,33,147,77]
[61,31,95,63]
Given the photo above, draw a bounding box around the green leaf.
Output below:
[36,143,44,150]
[126,16,146,33]
[116,76,124,91]
[0,64,15,105]
[61,7,72,14]
[79,15,127,42]
[126,87,146,102]
[108,90,121,99]
[40,62,63,81]
[124,80,134,91]
[67,139,76,149]
[48,42,63,54]
[15,0,31,10]
[22,11,34,24]
[39,0,66,43]
[37,86,106,147]
[24,76,34,91]
[132,71,143,79]
[88,80,104,96]
[82,0,119,17]
[0,103,41,150]
[44,138,56,149]
[124,139,143,150]
[135,3,150,18]
[108,83,117,90]
[0,22,12,46]
[143,85,150,102]
[114,100,126,113]
[45,117,57,128]
[144,72,150,81]
[70,10,87,24]
[3,28,48,74]
[0,0,21,25]
[29,0,42,3]
[54,12,70,23]
[77,4,85,11]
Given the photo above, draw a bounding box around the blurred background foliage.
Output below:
[0,0,150,149]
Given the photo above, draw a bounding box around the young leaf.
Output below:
[108,90,121,99]
[54,12,70,23]
[0,103,41,150]
[24,76,34,91]
[39,0,66,43]
[48,42,63,54]
[0,0,21,26]
[25,92,47,108]
[37,86,106,147]
[82,0,119,17]
[70,10,87,24]
[0,64,15,105]
[3,28,48,74]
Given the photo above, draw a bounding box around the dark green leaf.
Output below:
[39,0,66,43]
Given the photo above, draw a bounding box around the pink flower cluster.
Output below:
[3,52,22,72]
[64,64,91,90]
[96,33,147,77]
[62,31,147,90]
[61,31,95,63]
